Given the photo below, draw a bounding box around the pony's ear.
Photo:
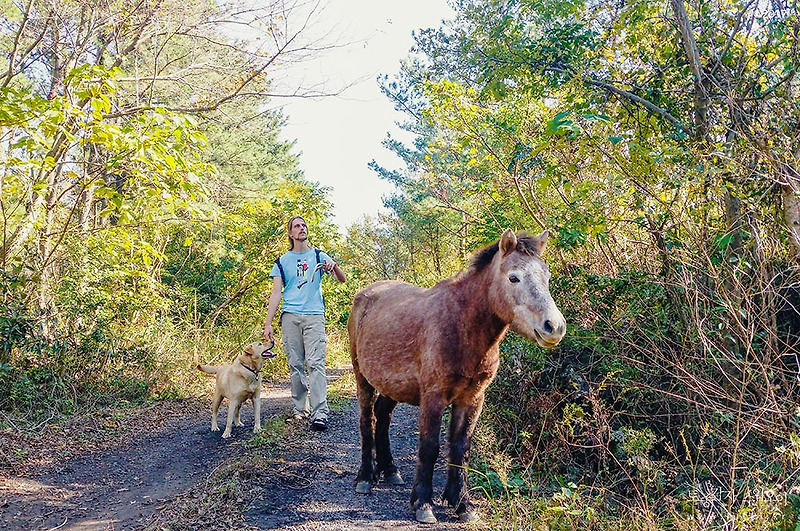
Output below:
[530,230,552,255]
[500,229,518,256]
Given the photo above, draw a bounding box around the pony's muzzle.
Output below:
[536,317,566,348]
[544,318,567,337]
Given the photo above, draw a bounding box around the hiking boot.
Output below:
[310,418,328,432]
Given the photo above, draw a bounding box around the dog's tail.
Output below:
[197,364,220,375]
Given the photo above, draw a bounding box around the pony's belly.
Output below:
[361,366,421,405]
[381,387,420,406]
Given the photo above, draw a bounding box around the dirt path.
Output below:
[0,370,481,530]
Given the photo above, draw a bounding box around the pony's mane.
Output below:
[469,232,540,272]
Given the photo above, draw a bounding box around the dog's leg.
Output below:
[222,399,239,438]
[211,392,224,432]
[253,393,262,434]
[233,402,244,427]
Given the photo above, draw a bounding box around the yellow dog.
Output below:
[197,341,276,438]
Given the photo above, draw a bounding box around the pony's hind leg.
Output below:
[374,394,404,486]
[354,368,377,494]
[442,399,484,522]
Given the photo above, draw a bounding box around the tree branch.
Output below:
[670,0,710,141]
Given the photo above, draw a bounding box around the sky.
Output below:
[273,0,454,231]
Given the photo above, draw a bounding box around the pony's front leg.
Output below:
[443,398,484,521]
[411,395,445,524]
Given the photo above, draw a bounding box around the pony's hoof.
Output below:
[384,472,405,485]
[355,480,372,494]
[415,505,437,524]
[458,510,480,522]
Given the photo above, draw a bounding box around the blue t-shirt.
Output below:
[270,248,332,315]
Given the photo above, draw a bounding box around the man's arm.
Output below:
[323,259,346,283]
[263,276,283,341]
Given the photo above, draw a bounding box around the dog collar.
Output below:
[240,362,259,377]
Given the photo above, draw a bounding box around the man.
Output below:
[263,215,346,431]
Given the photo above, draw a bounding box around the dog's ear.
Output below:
[244,344,254,355]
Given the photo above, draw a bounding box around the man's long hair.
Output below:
[286,215,305,250]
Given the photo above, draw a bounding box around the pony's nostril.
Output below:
[543,320,554,334]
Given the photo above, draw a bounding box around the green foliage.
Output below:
[0,0,345,427]
[244,416,290,451]
[2,0,799,529]
[472,468,533,499]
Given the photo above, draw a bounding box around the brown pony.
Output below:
[348,229,567,523]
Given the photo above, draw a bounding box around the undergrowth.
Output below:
[468,265,800,531]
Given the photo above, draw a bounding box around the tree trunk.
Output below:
[79,145,103,231]
[670,0,710,142]
[781,165,800,260]
[79,185,95,230]
[723,186,743,258]
[0,136,67,263]
[0,126,8,269]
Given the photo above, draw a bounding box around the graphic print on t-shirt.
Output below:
[296,258,309,288]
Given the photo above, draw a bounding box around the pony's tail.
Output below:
[197,364,219,375]
[347,312,358,362]
[347,293,368,361]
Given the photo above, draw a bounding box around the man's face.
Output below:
[290,218,308,242]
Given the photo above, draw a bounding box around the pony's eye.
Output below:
[509,274,520,283]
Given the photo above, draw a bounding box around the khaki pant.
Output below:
[280,312,328,421]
